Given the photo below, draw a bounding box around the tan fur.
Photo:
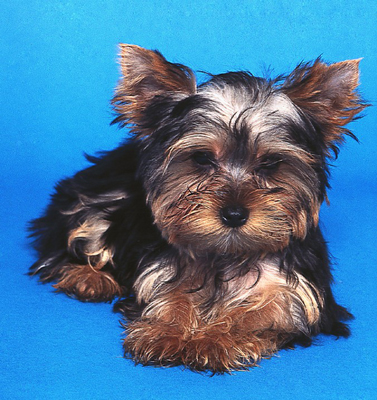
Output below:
[112,44,196,133]
[124,257,323,372]
[68,219,113,267]
[49,192,126,301]
[151,165,317,254]
[53,263,122,302]
[282,59,367,152]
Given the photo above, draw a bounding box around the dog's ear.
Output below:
[112,44,196,131]
[282,59,367,156]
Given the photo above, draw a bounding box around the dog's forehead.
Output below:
[192,79,301,153]
[199,80,299,125]
[167,76,305,161]
[266,94,299,119]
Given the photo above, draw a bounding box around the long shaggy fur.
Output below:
[29,44,367,374]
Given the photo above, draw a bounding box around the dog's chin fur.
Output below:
[29,44,367,374]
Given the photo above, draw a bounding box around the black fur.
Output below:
[29,130,353,334]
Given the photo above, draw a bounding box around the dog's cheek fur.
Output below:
[143,154,320,254]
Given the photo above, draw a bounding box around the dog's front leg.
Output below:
[123,290,199,368]
[123,291,290,373]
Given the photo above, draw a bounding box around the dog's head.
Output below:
[112,45,366,255]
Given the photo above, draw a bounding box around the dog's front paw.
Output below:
[53,264,122,302]
[182,331,264,374]
[123,319,276,373]
[124,320,187,367]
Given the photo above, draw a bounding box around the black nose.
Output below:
[220,205,249,228]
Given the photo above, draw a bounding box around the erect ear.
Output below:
[282,58,367,156]
[112,44,196,131]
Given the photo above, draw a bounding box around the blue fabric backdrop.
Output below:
[1,1,376,399]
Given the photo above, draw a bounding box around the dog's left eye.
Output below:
[191,151,216,167]
[256,157,282,174]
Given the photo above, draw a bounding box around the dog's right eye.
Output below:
[191,151,215,167]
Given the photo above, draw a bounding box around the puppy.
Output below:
[30,45,366,373]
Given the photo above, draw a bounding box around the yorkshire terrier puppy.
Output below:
[29,44,366,373]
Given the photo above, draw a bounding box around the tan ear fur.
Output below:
[282,59,367,155]
[112,44,196,130]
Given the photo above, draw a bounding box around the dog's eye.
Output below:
[256,157,282,174]
[191,151,216,167]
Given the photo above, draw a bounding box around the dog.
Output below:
[29,44,366,373]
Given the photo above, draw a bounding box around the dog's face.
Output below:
[140,81,322,255]
[112,45,365,256]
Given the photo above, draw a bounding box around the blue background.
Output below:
[1,1,376,399]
